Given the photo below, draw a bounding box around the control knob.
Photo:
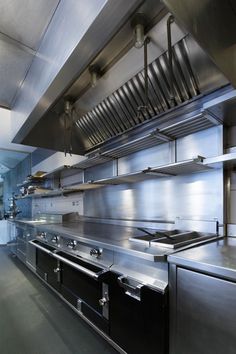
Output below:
[51,235,59,244]
[90,248,102,258]
[67,240,77,249]
[39,231,47,240]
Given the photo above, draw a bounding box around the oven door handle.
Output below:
[29,240,52,255]
[117,275,144,300]
[29,240,109,280]
[52,252,109,280]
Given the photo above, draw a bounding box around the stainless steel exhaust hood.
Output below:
[13,1,229,157]
[162,0,236,88]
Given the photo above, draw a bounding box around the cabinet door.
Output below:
[109,274,168,354]
[175,268,236,354]
[8,222,16,254]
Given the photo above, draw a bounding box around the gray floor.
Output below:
[0,247,118,354]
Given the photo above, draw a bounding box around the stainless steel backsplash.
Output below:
[84,126,223,223]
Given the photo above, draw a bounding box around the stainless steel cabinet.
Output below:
[16,224,26,263]
[170,266,236,354]
[26,227,36,270]
[7,221,16,254]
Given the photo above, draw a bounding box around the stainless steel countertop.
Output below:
[14,218,65,226]
[168,237,236,281]
[14,219,52,226]
[32,220,219,262]
[15,217,220,263]
[16,218,222,292]
[35,221,173,262]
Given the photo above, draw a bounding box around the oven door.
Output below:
[54,251,110,334]
[109,272,168,354]
[30,240,61,291]
[29,240,110,334]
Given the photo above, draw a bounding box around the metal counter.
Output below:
[168,237,236,354]
[34,221,183,262]
[168,237,236,281]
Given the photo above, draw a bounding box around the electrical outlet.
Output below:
[72,201,75,206]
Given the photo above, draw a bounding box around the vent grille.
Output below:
[159,112,216,139]
[74,155,111,169]
[75,38,200,149]
[74,109,218,170]
[101,134,165,159]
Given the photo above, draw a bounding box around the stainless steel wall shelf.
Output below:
[16,157,214,198]
[63,182,104,191]
[85,157,212,186]
[147,157,213,176]
[16,177,46,188]
[203,150,236,168]
[94,171,168,185]
[16,189,78,199]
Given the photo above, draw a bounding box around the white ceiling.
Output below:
[0,0,60,108]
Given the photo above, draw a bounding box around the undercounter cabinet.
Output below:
[168,237,236,354]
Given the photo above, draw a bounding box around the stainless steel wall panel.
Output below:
[84,127,223,223]
[74,156,112,170]
[84,169,223,223]
[118,142,173,175]
[84,161,115,183]
[32,192,84,217]
[227,171,236,225]
[176,126,223,161]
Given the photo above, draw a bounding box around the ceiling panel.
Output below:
[0,0,60,108]
[0,149,28,170]
[0,0,60,50]
[0,38,34,107]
